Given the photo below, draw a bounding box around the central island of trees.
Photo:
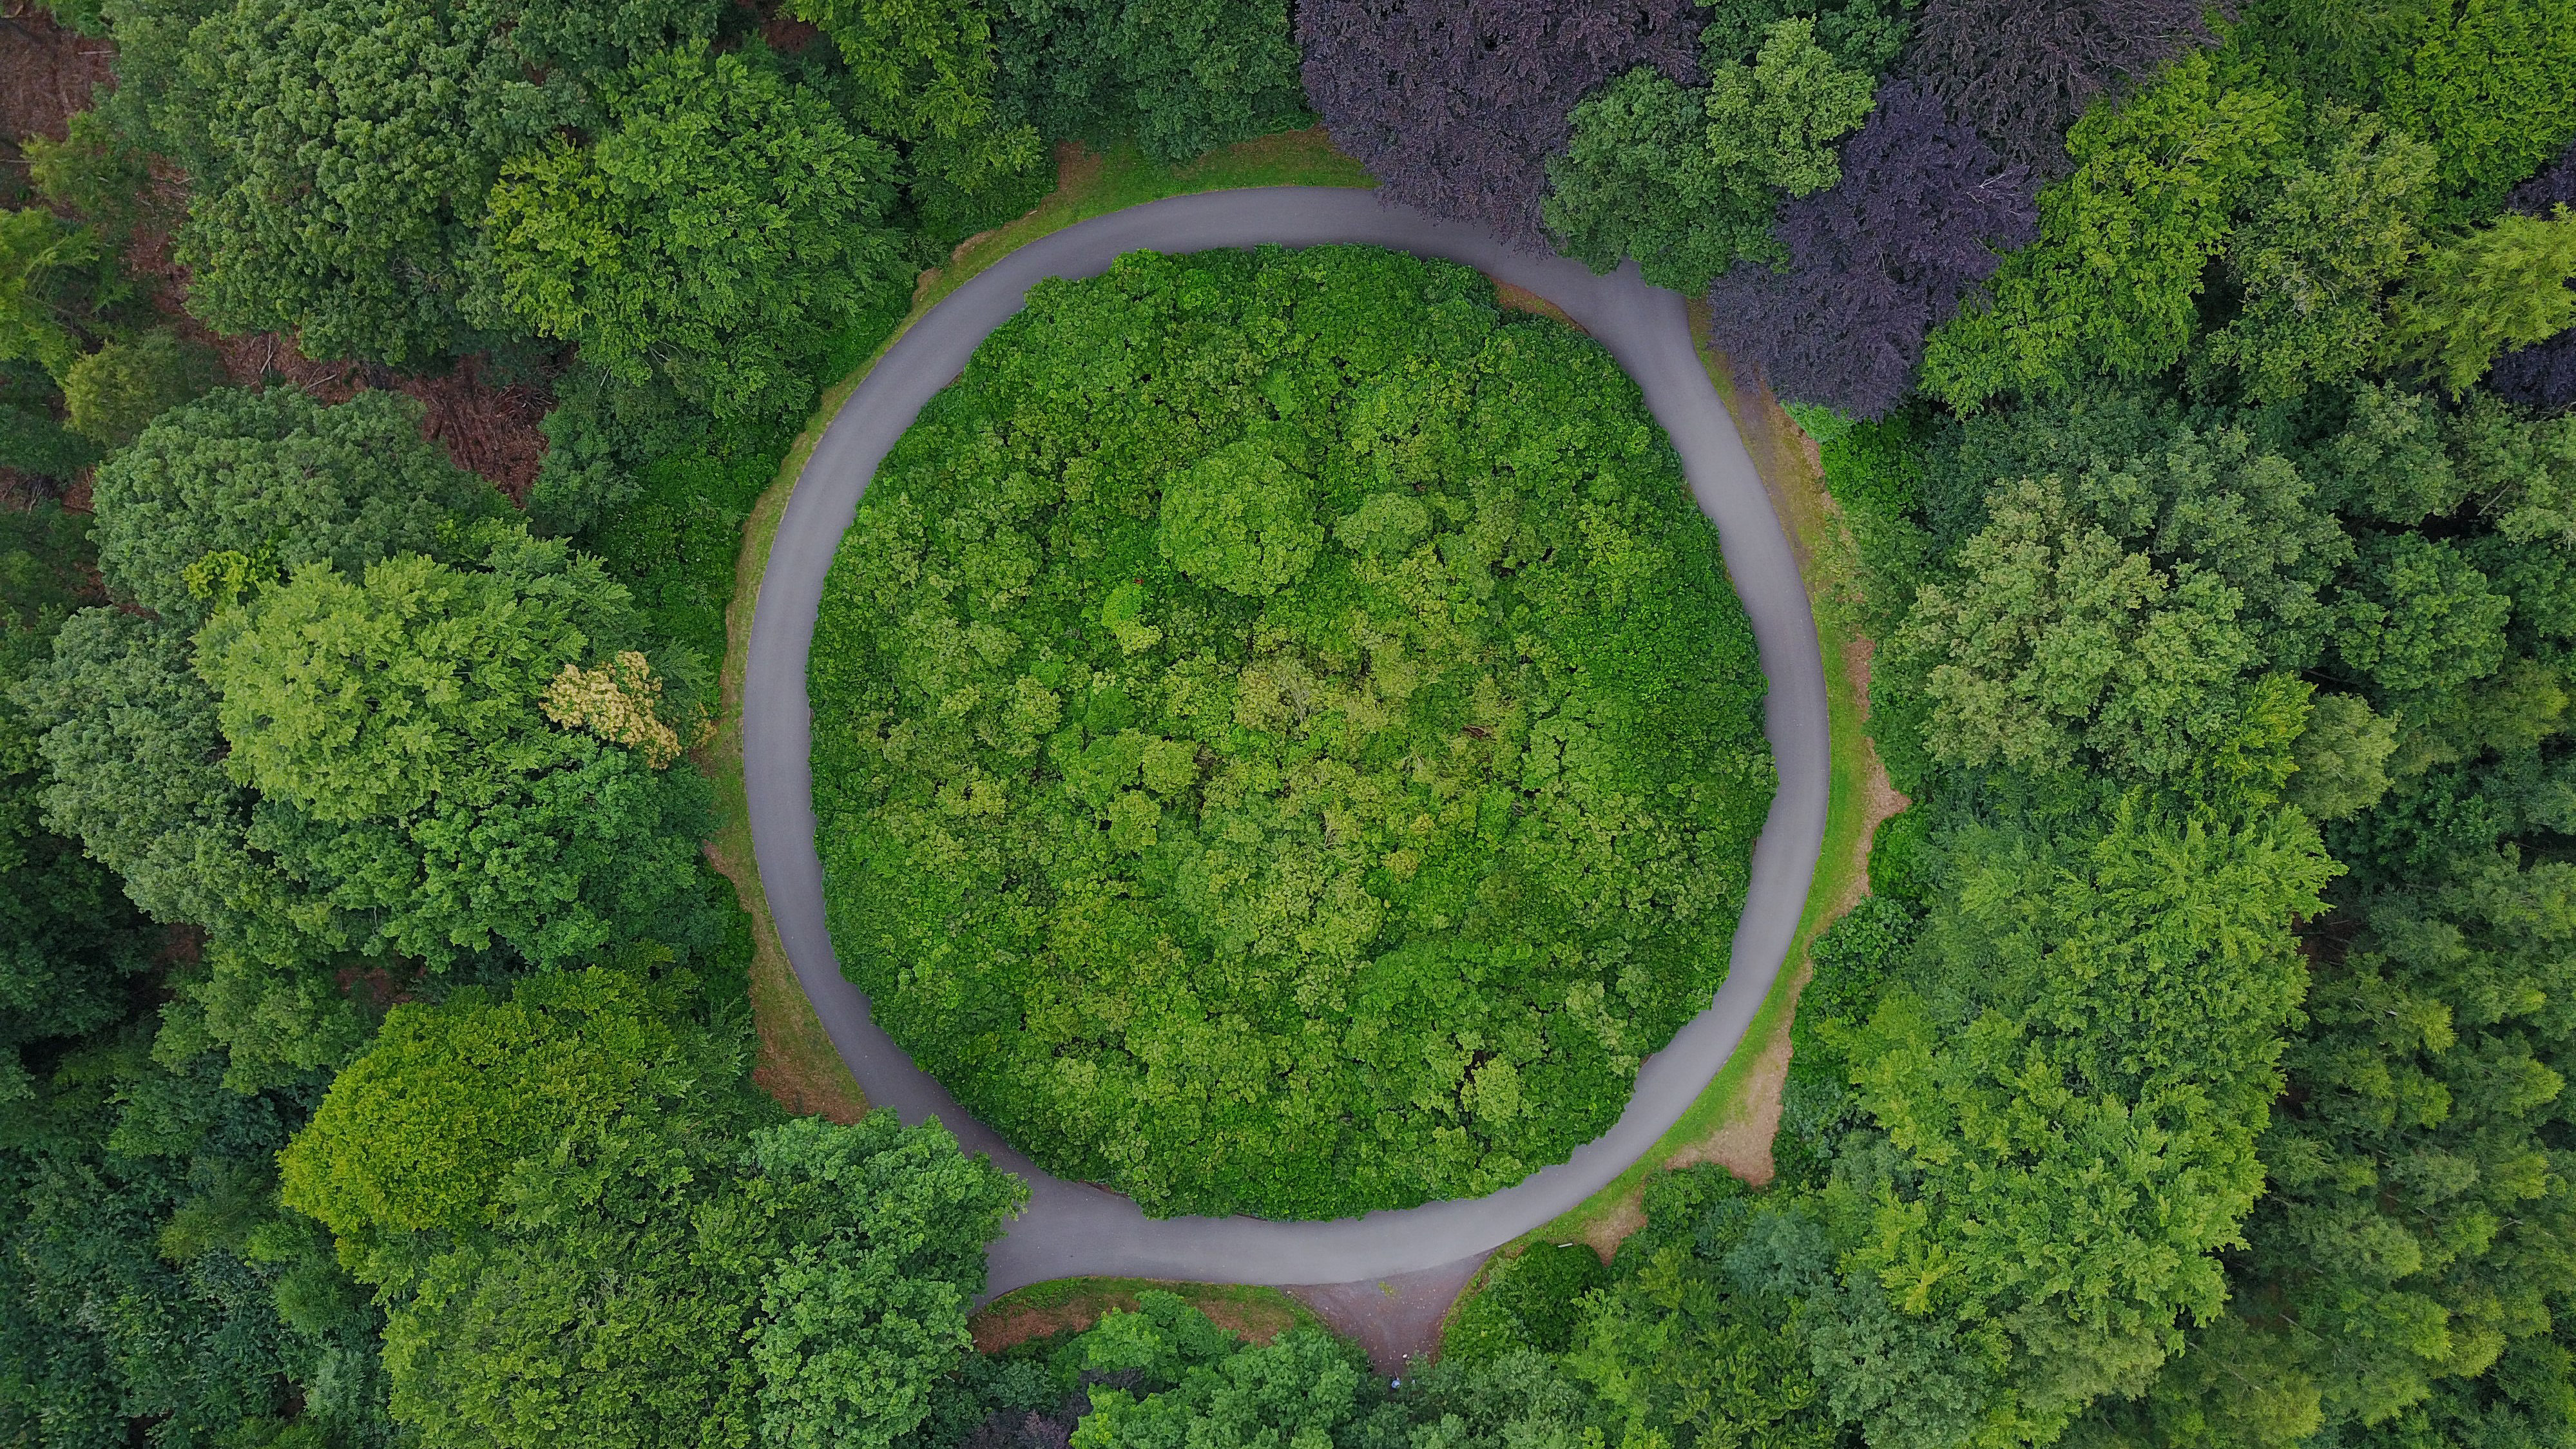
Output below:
[3,0,2574,1444]
[811,244,1770,1219]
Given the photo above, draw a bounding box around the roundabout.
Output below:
[743,187,1828,1296]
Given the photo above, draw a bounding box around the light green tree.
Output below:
[1545,18,1876,294]
[0,207,101,379]
[193,528,717,968]
[282,968,1024,1449]
[59,329,227,448]
[1921,52,2294,409]
[2385,205,2576,398]
[2197,111,2439,403]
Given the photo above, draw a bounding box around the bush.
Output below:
[810,245,1774,1218]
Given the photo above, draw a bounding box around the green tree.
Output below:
[992,0,1311,163]
[88,387,496,629]
[17,608,298,946]
[1814,803,2337,1445]
[1562,1176,1837,1449]
[2380,0,2576,221]
[2288,690,2398,821]
[0,361,99,482]
[279,969,709,1252]
[0,207,102,380]
[790,0,1042,207]
[1070,1297,1382,1449]
[59,327,227,448]
[1921,50,2294,410]
[2385,206,2576,399]
[2197,110,2439,404]
[2334,533,2512,698]
[173,0,718,363]
[1546,19,1876,294]
[2149,852,2576,1438]
[281,970,1024,1449]
[193,528,717,970]
[1,1039,389,1448]
[177,0,494,363]
[485,43,907,419]
[1885,475,2279,783]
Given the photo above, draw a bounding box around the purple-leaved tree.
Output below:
[1704,82,2037,417]
[1297,0,1701,244]
[1899,0,2216,174]
[2494,139,2576,412]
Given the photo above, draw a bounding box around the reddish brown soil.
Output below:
[970,1285,1302,1355]
[0,3,113,166]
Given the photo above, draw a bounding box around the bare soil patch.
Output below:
[1491,280,1584,332]
[970,1281,1304,1355]
[0,4,112,169]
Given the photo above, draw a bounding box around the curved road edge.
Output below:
[741,187,1830,1296]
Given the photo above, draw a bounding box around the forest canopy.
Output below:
[809,244,1773,1219]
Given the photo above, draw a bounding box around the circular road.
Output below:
[743,186,1829,1298]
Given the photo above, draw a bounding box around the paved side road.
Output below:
[742,187,1829,1298]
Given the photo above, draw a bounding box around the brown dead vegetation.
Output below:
[970,1284,1300,1354]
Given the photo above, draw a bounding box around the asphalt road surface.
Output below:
[742,186,1829,1297]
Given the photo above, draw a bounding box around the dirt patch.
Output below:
[0,5,114,171]
[1839,634,1910,898]
[1490,279,1584,332]
[971,1282,1303,1356]
[1662,963,1806,1189]
[1575,1192,1647,1263]
[398,357,550,501]
[1282,1253,1490,1375]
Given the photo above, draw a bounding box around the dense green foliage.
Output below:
[2,0,1325,1442]
[812,245,1771,1218]
[994,0,1311,163]
[486,42,908,418]
[280,966,1023,1449]
[1546,17,1879,293]
[14,0,2576,1438]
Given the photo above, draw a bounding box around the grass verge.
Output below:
[968,1278,1323,1354]
[702,130,1376,1126]
[1516,303,1897,1258]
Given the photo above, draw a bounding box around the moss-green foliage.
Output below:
[811,245,1773,1218]
[58,327,225,448]
[88,387,499,630]
[280,966,1024,1449]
